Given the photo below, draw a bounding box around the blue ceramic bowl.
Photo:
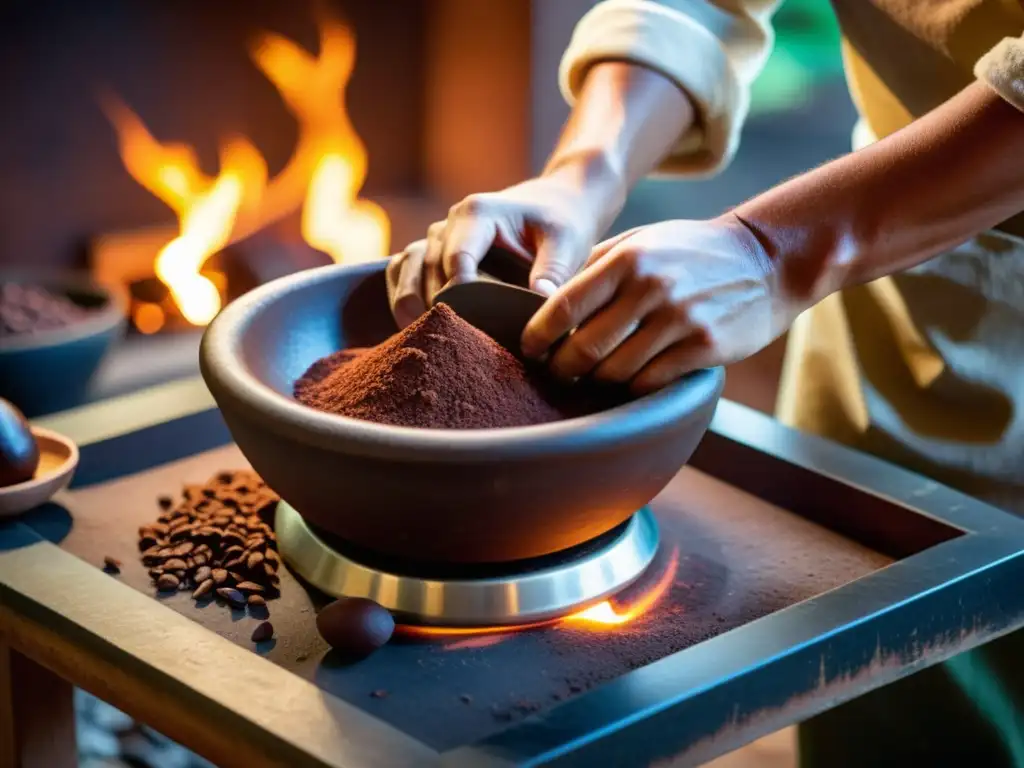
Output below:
[0,271,128,417]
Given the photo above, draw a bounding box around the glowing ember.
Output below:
[103,10,390,327]
[397,619,555,640]
[132,302,165,335]
[564,548,679,629]
[397,548,680,642]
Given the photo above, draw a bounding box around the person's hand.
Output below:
[521,215,798,394]
[386,173,617,328]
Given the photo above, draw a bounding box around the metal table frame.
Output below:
[2,377,1024,768]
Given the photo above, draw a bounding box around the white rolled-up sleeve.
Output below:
[975,33,1024,112]
[559,0,782,177]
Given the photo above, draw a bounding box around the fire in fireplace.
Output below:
[99,10,390,333]
[1,0,590,348]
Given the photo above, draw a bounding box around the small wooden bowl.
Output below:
[0,427,79,517]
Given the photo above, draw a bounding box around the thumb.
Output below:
[441,215,498,285]
[530,230,587,297]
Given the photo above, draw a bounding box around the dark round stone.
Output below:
[315,597,394,661]
[0,398,39,488]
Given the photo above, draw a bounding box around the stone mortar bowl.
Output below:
[200,261,724,565]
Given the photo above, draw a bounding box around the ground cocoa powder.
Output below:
[0,282,93,337]
[294,303,570,429]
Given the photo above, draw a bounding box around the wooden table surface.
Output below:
[1,379,433,768]
[3,377,1020,768]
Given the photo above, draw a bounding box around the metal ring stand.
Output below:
[275,501,660,627]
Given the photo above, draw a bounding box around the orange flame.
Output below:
[397,548,680,641]
[563,548,679,629]
[103,12,390,326]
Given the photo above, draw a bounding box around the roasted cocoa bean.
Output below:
[192,579,214,600]
[141,548,162,566]
[216,587,246,608]
[173,541,195,556]
[157,574,180,591]
[250,621,274,642]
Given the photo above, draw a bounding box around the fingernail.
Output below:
[533,278,557,297]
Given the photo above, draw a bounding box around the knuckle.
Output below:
[698,326,719,352]
[667,302,691,326]
[427,221,445,240]
[593,362,628,383]
[568,336,602,367]
[452,194,487,218]
[615,247,644,274]
[635,270,673,298]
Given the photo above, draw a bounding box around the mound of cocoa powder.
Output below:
[294,303,580,430]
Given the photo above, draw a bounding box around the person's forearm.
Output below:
[542,62,695,232]
[734,81,1024,303]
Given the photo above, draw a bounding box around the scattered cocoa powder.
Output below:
[137,470,281,619]
[294,303,573,430]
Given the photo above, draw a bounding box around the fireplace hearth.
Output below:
[1,0,588,333]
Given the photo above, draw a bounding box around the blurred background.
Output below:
[0,0,855,421]
[1,3,854,765]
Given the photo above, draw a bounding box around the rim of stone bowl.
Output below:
[200,261,724,463]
